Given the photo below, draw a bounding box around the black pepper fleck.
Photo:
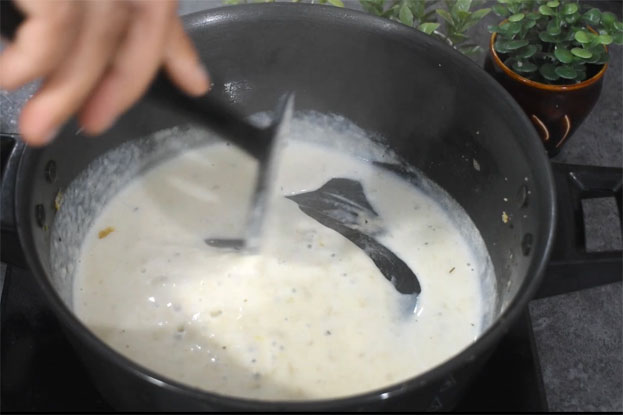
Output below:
[325,330,332,336]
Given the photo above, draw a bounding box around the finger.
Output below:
[162,16,210,96]
[0,0,81,90]
[18,2,131,146]
[78,0,178,135]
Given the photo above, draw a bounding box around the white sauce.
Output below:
[73,120,493,400]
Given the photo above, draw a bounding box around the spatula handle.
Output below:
[147,73,270,158]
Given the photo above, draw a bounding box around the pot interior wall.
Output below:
[17,3,550,371]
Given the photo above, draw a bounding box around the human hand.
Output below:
[0,0,210,146]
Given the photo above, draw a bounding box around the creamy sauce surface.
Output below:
[74,130,491,400]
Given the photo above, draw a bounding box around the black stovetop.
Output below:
[2,162,621,412]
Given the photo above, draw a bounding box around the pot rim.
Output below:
[489,30,608,92]
[15,3,558,410]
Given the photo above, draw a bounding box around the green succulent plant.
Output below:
[360,0,491,57]
[489,0,623,84]
[224,1,490,58]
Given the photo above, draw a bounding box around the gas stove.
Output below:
[1,158,620,412]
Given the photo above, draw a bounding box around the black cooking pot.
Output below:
[0,4,556,411]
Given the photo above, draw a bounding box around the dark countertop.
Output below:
[1,1,621,412]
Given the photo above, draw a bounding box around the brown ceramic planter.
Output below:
[484,32,608,157]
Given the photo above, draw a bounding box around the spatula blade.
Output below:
[243,93,295,250]
[204,94,295,252]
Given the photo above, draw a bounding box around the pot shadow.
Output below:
[115,137,406,276]
[128,142,259,241]
[104,142,494,326]
[88,323,308,401]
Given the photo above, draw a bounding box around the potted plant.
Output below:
[485,0,623,156]
[359,0,492,57]
[226,1,493,58]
